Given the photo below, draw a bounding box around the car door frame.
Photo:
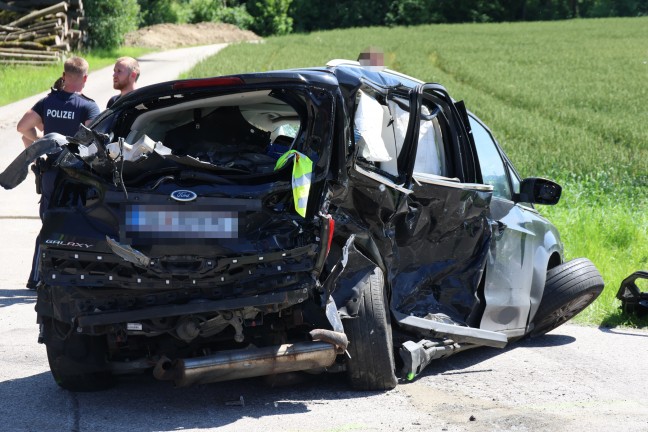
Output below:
[384,84,494,324]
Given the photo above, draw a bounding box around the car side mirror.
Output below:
[516,177,561,205]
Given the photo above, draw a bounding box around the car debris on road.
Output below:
[617,271,648,316]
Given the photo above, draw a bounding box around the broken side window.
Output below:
[413,100,447,178]
[379,96,410,177]
[353,89,392,163]
[351,89,414,193]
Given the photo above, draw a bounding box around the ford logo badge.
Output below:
[170,190,197,202]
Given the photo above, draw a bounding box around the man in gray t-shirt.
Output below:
[106,56,140,109]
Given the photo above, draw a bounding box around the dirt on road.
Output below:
[124,22,261,49]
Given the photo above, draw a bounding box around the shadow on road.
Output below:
[0,288,36,308]
[0,368,385,432]
[599,326,648,338]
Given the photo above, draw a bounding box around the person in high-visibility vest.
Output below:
[275,150,313,217]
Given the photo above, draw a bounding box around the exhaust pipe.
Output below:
[154,341,339,387]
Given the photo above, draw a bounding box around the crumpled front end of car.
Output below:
[33,74,349,387]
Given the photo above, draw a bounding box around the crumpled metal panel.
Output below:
[391,183,491,323]
[0,133,67,189]
[617,270,648,316]
[323,235,382,319]
[330,167,492,325]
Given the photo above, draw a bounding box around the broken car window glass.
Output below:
[413,103,447,177]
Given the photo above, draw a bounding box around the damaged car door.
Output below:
[347,82,506,382]
[386,85,506,347]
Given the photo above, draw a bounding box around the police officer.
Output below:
[18,56,100,147]
[16,56,100,289]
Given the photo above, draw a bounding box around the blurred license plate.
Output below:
[123,204,238,240]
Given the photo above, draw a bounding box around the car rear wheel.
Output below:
[343,267,398,390]
[530,258,604,338]
[43,317,116,391]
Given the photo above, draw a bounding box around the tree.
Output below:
[247,0,293,36]
[385,0,444,25]
[85,0,140,49]
[290,0,392,32]
[138,0,189,26]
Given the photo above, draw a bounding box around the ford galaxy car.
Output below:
[0,60,604,391]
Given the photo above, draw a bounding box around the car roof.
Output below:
[109,61,426,112]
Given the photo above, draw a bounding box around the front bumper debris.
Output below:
[616,271,648,316]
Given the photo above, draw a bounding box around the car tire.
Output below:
[342,267,398,390]
[529,258,604,338]
[43,317,116,391]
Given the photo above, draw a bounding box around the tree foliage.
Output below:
[85,0,140,49]
[291,0,648,31]
[246,0,293,36]
[91,0,648,48]
[188,0,221,23]
[184,0,255,27]
[138,0,187,26]
[214,4,255,29]
[290,0,391,32]
[134,0,256,29]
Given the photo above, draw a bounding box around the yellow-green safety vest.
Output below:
[274,150,313,217]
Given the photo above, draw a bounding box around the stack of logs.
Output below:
[0,1,85,66]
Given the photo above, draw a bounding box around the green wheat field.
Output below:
[185,17,648,327]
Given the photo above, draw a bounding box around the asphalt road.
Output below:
[1,45,647,432]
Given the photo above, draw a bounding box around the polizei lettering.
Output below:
[45,239,92,248]
[46,109,75,120]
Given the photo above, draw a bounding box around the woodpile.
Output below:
[0,1,86,66]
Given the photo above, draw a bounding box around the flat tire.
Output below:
[530,258,604,337]
[343,267,398,390]
[43,317,116,391]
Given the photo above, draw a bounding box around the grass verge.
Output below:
[0,47,153,106]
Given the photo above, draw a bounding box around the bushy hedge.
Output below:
[185,0,253,28]
[214,4,255,29]
[290,0,648,31]
[134,0,256,31]
[246,0,292,36]
[138,0,190,26]
[85,0,140,49]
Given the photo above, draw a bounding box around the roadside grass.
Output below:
[186,18,648,327]
[542,184,648,327]
[0,47,153,106]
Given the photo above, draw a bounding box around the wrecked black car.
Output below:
[0,60,604,391]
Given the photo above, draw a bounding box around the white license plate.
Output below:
[124,204,238,239]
